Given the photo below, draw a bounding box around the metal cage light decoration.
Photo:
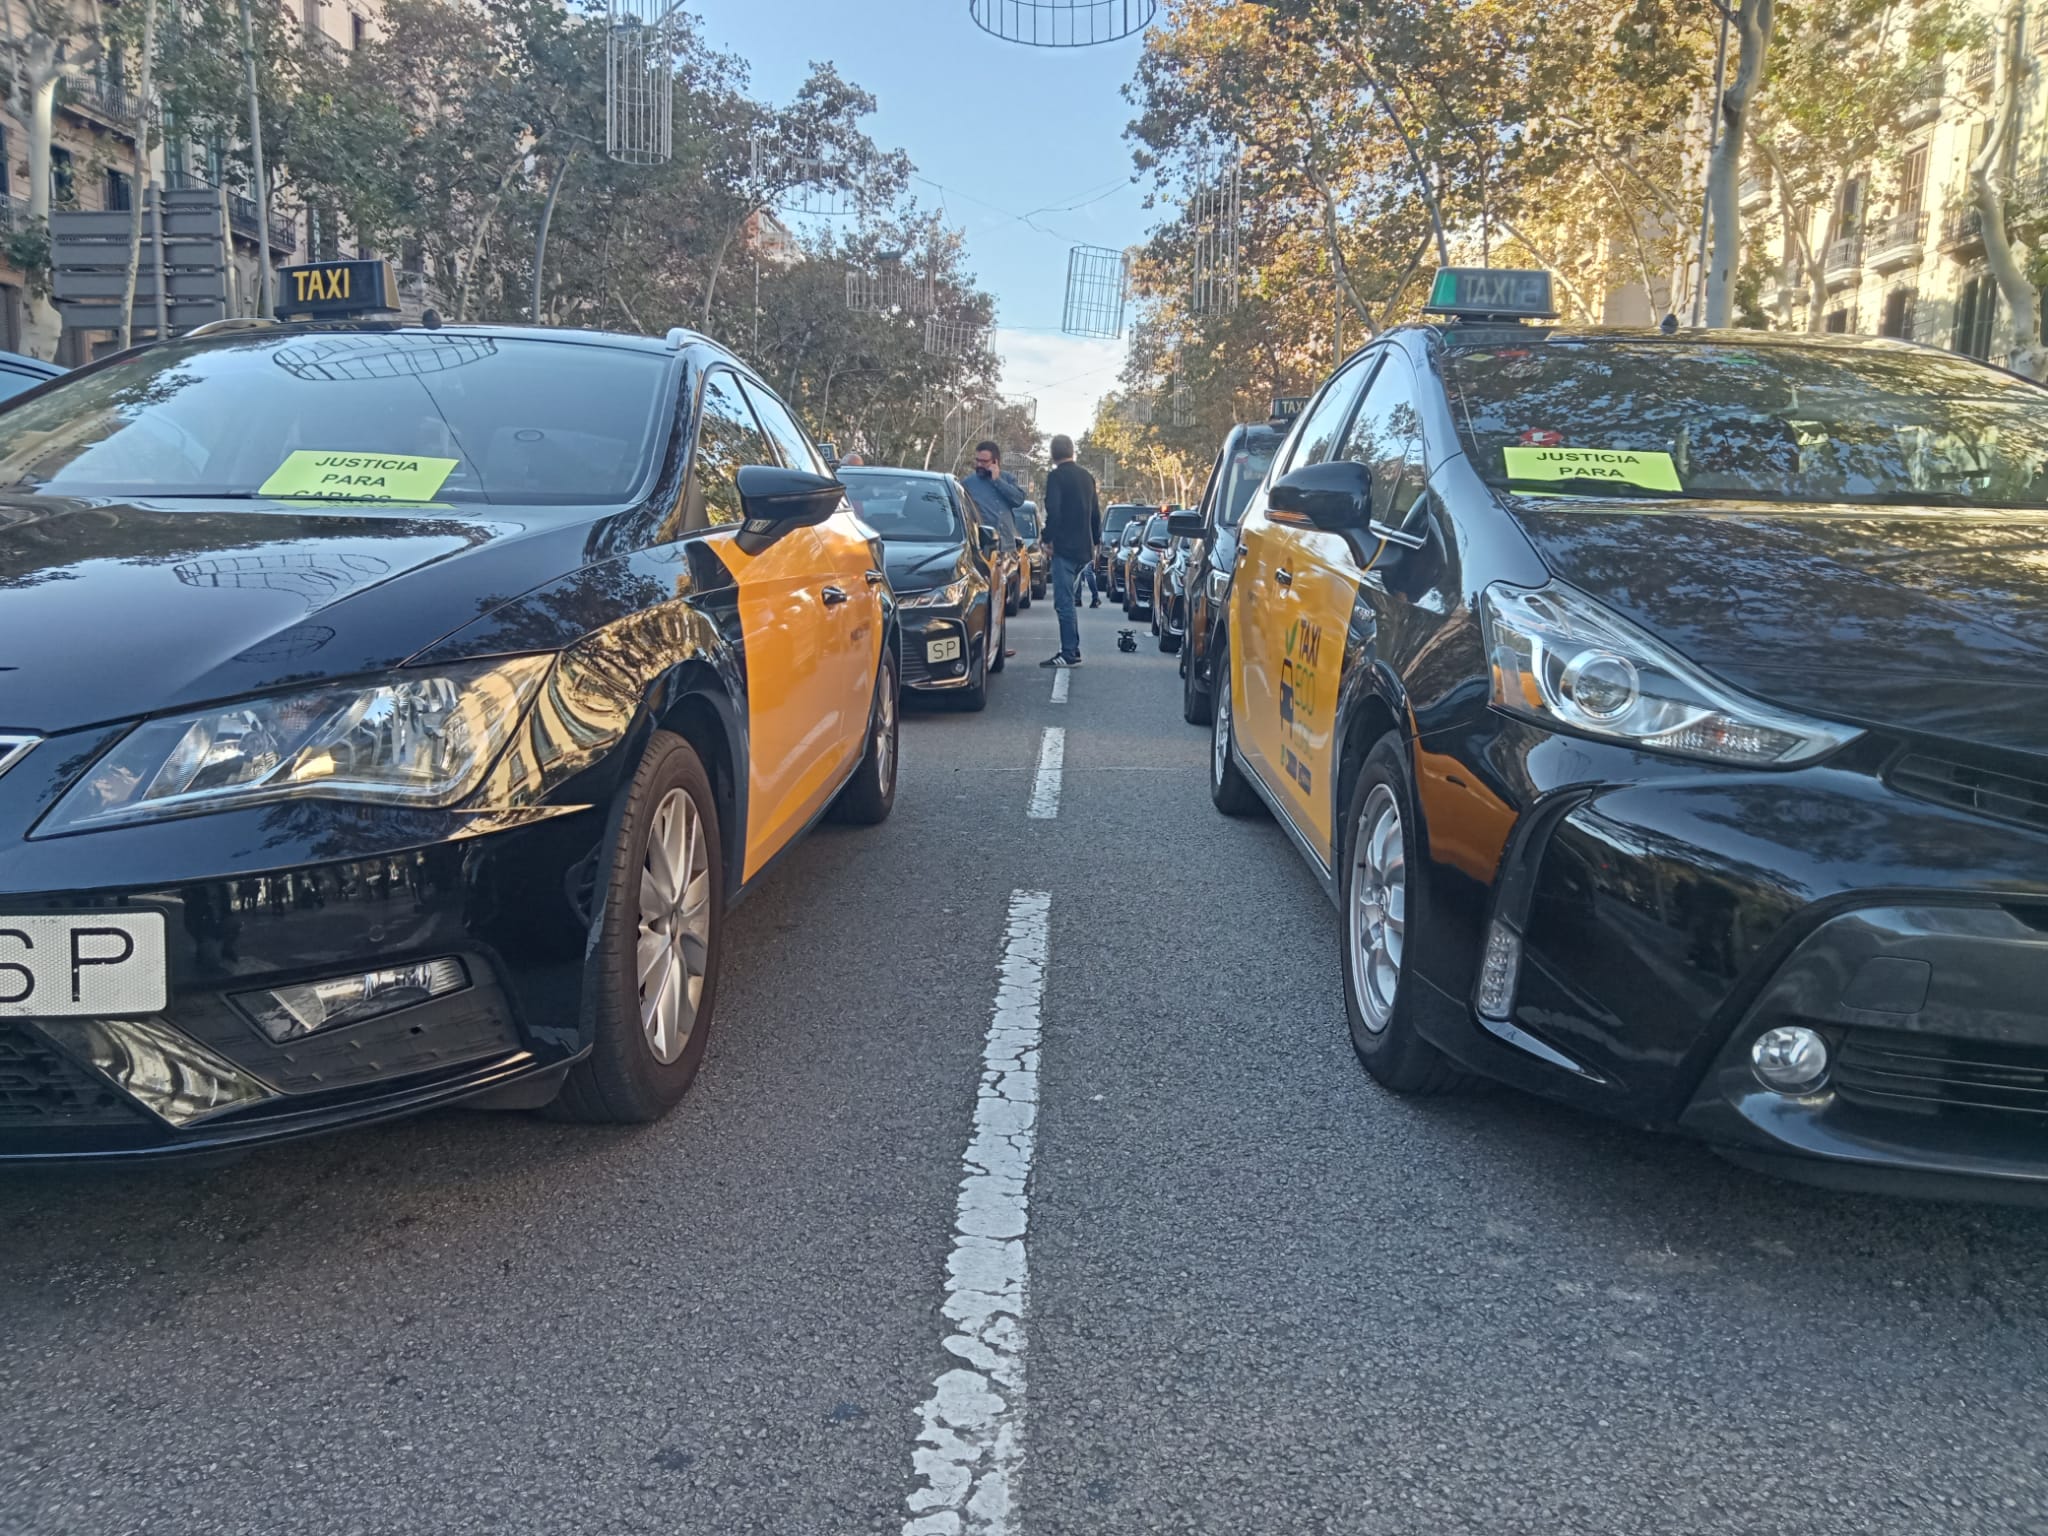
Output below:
[968,0,1158,46]
[1062,245,1129,339]
[924,315,984,357]
[605,0,677,165]
[1190,150,1243,316]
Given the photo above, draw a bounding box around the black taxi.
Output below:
[1195,266,2048,1201]
[0,261,899,1160]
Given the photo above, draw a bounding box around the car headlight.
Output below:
[1480,582,1857,767]
[40,656,552,833]
[903,578,970,609]
[1207,569,1230,602]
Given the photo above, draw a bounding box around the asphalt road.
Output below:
[5,598,2048,1536]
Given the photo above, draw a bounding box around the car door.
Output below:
[690,368,835,879]
[1236,352,1376,795]
[736,377,875,779]
[1271,352,1433,861]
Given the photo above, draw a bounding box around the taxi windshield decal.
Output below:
[260,451,460,502]
[1501,446,1682,493]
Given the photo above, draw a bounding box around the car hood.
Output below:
[883,538,966,593]
[1513,501,2048,756]
[0,495,603,730]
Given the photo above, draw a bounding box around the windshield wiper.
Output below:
[1497,477,1687,500]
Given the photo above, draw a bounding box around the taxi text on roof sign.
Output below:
[1424,268,1557,321]
[273,259,400,321]
[1270,395,1309,422]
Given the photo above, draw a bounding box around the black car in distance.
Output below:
[1096,502,1146,595]
[1208,263,2048,1202]
[1180,413,1287,723]
[1108,517,1144,606]
[1124,511,1170,621]
[840,465,1004,709]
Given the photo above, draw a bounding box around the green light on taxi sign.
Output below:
[1424,268,1557,321]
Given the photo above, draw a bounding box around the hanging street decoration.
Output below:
[968,0,1159,47]
[1061,245,1129,339]
[604,0,677,165]
[1190,150,1242,316]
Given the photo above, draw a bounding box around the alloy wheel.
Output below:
[875,667,897,794]
[1347,785,1406,1034]
[638,787,711,1065]
[1214,671,1232,787]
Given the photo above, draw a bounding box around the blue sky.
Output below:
[698,0,1155,436]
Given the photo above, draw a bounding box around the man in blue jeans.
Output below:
[1039,433,1101,668]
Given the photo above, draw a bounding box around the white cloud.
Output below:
[990,330,1127,441]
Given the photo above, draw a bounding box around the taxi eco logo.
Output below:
[1279,616,1322,793]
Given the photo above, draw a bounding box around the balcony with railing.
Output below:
[1942,203,1986,250]
[1823,232,1865,285]
[163,164,297,252]
[1865,211,1928,273]
[1739,171,1770,212]
[61,75,140,130]
[1902,68,1942,126]
[1969,48,1996,88]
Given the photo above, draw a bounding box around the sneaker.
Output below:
[1089,599,1101,608]
[1040,652,1070,668]
[1066,653,1083,666]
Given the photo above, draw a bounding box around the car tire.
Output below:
[959,629,990,712]
[1341,737,1465,1095]
[1020,585,1031,610]
[1209,642,1262,817]
[989,603,1007,674]
[832,643,900,825]
[1005,577,1020,617]
[1182,643,1212,725]
[552,731,724,1125]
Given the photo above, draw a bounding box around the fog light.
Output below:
[1476,921,1522,1022]
[1751,1025,1830,1094]
[237,958,469,1044]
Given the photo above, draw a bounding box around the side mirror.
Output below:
[1166,510,1204,540]
[1267,460,1373,533]
[735,464,844,553]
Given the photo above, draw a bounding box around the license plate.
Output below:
[926,636,962,663]
[0,913,168,1017]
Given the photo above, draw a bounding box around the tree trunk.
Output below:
[1299,153,1373,328]
[454,148,535,323]
[1704,0,1776,327]
[701,218,740,330]
[118,0,160,348]
[1974,2,2048,378]
[236,0,276,318]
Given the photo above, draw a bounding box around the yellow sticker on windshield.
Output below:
[259,451,459,502]
[1502,446,1682,492]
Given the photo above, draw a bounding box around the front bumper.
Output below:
[1408,722,2048,1199]
[898,612,977,691]
[0,809,603,1163]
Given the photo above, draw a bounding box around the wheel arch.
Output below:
[653,662,749,904]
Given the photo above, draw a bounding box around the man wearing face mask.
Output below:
[962,441,1026,652]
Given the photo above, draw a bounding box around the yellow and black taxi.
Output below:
[0,260,898,1161]
[1196,265,2048,1201]
[1015,501,1049,602]
[839,464,1005,709]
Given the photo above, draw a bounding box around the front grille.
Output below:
[0,1022,145,1129]
[1835,1027,2048,1117]
[1888,753,2048,834]
[898,629,931,689]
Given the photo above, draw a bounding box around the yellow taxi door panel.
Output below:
[1231,506,1292,784]
[716,524,837,879]
[1235,351,1378,818]
[1274,526,1362,859]
[817,508,883,767]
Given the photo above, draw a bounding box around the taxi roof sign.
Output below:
[275,258,400,321]
[1270,395,1308,423]
[1423,268,1557,321]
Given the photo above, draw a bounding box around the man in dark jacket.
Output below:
[1039,433,1101,668]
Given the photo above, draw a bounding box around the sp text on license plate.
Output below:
[926,636,962,663]
[0,913,168,1017]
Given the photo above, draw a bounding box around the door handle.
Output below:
[865,569,885,586]
[1274,568,1293,587]
[821,585,850,607]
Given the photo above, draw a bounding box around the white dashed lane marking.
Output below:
[901,889,1050,1536]
[1049,669,1069,704]
[1026,728,1064,820]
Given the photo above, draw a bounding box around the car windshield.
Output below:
[1103,503,1143,538]
[1144,515,1170,547]
[841,471,962,539]
[1015,507,1039,537]
[0,331,672,506]
[1444,338,2048,508]
[1218,434,1280,525]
